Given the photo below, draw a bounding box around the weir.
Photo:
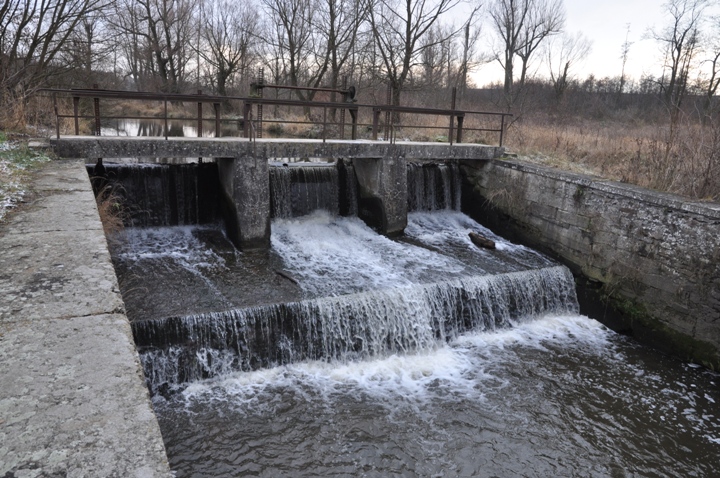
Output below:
[73,139,720,477]
[57,137,502,247]
[93,151,580,397]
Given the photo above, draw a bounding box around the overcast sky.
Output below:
[471,0,713,86]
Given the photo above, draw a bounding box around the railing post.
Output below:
[384,85,391,141]
[197,89,203,137]
[164,97,168,140]
[256,103,263,139]
[456,115,464,144]
[322,106,327,143]
[350,109,358,140]
[53,93,60,139]
[214,103,221,138]
[372,109,381,140]
[73,96,79,135]
[340,107,345,140]
[499,114,506,147]
[449,87,456,145]
[93,84,101,136]
[242,102,251,138]
[256,68,263,139]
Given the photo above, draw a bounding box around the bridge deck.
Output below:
[50,136,504,161]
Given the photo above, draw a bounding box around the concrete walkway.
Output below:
[0,160,171,477]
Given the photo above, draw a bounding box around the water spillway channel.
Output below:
[94,159,720,476]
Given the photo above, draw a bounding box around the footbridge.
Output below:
[45,86,508,249]
[52,136,504,249]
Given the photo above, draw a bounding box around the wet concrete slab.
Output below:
[0,160,171,477]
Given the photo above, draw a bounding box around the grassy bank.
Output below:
[506,114,720,201]
[0,133,52,223]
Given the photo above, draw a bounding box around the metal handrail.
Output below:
[41,86,512,146]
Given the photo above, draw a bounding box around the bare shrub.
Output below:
[94,184,126,237]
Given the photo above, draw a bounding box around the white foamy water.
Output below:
[171,314,612,406]
[271,211,469,296]
[113,226,227,270]
[270,210,555,298]
[406,210,554,267]
[156,314,720,477]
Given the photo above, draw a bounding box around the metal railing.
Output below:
[42,84,512,146]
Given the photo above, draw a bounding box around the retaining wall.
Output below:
[0,159,171,476]
[462,159,720,368]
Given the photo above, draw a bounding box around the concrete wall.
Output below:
[217,153,271,249]
[463,159,720,369]
[354,151,407,236]
[0,160,171,476]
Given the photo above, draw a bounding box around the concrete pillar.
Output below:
[217,150,270,249]
[353,147,407,236]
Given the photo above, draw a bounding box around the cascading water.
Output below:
[407,161,461,211]
[89,162,220,227]
[98,159,720,477]
[269,164,340,218]
[134,265,577,393]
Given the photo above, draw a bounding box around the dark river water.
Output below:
[153,313,720,477]
[110,209,720,477]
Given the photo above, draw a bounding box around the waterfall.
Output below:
[269,164,341,218]
[89,163,221,227]
[133,265,578,394]
[407,161,461,212]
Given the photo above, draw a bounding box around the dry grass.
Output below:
[506,115,720,201]
[94,184,126,237]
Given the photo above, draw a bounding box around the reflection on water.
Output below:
[100,118,241,138]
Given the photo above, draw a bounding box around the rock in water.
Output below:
[469,232,496,249]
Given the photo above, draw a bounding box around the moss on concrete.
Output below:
[607,294,720,370]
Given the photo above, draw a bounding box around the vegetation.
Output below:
[0,133,52,222]
[2,0,720,200]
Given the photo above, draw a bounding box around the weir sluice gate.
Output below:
[85,142,720,476]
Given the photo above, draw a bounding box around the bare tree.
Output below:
[110,0,198,92]
[618,24,633,97]
[368,0,460,107]
[515,0,564,87]
[261,0,331,104]
[703,34,720,119]
[547,31,592,100]
[489,0,564,103]
[316,0,368,99]
[0,0,109,108]
[457,6,484,94]
[199,0,260,96]
[652,0,708,112]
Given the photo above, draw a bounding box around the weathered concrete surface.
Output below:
[0,160,171,477]
[50,136,504,161]
[217,152,271,249]
[354,152,408,235]
[463,158,720,368]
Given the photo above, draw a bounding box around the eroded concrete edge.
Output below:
[0,159,172,477]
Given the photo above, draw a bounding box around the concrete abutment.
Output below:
[462,158,720,369]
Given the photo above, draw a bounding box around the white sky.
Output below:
[470,0,700,87]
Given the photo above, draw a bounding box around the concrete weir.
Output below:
[52,136,503,248]
[0,160,171,476]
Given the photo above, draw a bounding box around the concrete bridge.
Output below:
[52,135,504,249]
